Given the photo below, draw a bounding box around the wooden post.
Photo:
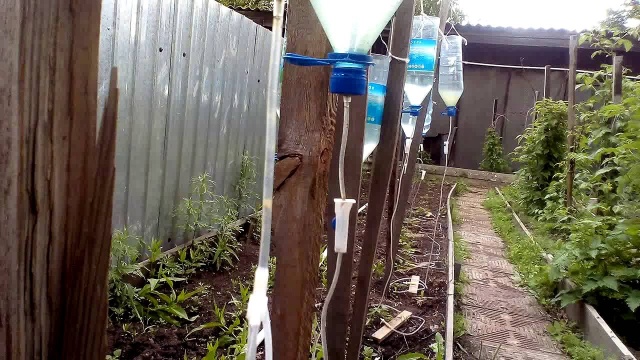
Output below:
[346,0,416,358]
[381,0,451,295]
[492,98,499,129]
[271,0,336,358]
[0,1,117,358]
[325,94,367,360]
[381,96,430,296]
[566,35,578,208]
[613,56,623,104]
[544,65,552,99]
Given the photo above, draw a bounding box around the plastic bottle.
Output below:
[400,98,417,140]
[362,55,390,162]
[404,15,439,107]
[422,95,434,136]
[310,0,404,54]
[438,35,464,107]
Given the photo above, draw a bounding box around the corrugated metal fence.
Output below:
[98,0,271,248]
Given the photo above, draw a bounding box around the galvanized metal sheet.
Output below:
[99,0,272,247]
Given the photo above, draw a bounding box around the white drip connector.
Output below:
[444,140,449,155]
[404,138,412,155]
[334,199,356,253]
[247,267,269,327]
[421,170,426,180]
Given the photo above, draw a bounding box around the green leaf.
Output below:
[167,305,191,320]
[626,291,640,312]
[619,38,633,52]
[558,291,581,308]
[599,276,619,291]
[397,353,428,360]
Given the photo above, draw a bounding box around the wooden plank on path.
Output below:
[372,310,413,342]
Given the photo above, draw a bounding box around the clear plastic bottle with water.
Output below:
[404,15,439,109]
[400,96,416,139]
[422,95,434,135]
[438,35,464,107]
[363,55,390,162]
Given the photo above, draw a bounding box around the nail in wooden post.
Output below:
[346,0,416,358]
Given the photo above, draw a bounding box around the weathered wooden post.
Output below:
[324,94,367,360]
[544,64,552,99]
[347,0,416,357]
[381,0,451,295]
[613,56,623,104]
[270,0,336,358]
[0,1,118,358]
[566,35,578,208]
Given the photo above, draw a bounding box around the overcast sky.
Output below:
[457,0,626,30]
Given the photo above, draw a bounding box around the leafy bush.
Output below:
[479,127,510,173]
[511,99,567,218]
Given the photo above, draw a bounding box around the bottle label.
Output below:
[408,38,437,72]
[366,83,386,126]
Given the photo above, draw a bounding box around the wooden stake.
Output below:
[544,65,552,99]
[271,0,336,358]
[613,56,623,104]
[382,0,452,295]
[325,93,367,360]
[347,0,416,358]
[0,0,116,357]
[372,310,413,342]
[566,35,578,209]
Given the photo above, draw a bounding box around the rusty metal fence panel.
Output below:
[98,0,271,247]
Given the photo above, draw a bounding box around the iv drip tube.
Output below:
[321,96,352,360]
[246,0,285,358]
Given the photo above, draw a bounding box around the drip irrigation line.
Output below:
[463,60,640,79]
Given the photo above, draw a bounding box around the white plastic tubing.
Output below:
[245,0,285,358]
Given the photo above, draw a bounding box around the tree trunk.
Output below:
[271,0,337,358]
[0,1,117,359]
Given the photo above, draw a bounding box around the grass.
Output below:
[453,312,467,338]
[453,232,468,262]
[548,321,610,360]
[485,189,610,360]
[483,189,555,304]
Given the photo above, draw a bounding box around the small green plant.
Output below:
[106,349,121,360]
[230,280,251,316]
[548,321,608,360]
[453,313,467,338]
[362,346,377,360]
[366,305,393,326]
[453,181,469,196]
[372,260,385,279]
[453,232,469,262]
[310,316,324,360]
[480,126,510,174]
[108,229,144,321]
[398,352,428,360]
[429,332,445,360]
[416,149,433,165]
[134,277,201,326]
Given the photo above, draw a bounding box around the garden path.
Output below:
[457,188,567,360]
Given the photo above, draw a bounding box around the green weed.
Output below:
[548,321,609,360]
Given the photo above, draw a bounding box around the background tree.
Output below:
[601,0,640,31]
[415,0,465,23]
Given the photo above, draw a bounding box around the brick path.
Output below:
[457,188,567,360]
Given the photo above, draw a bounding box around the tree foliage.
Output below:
[414,0,465,24]
[479,127,510,174]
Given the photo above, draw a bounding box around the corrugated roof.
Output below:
[455,23,583,36]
